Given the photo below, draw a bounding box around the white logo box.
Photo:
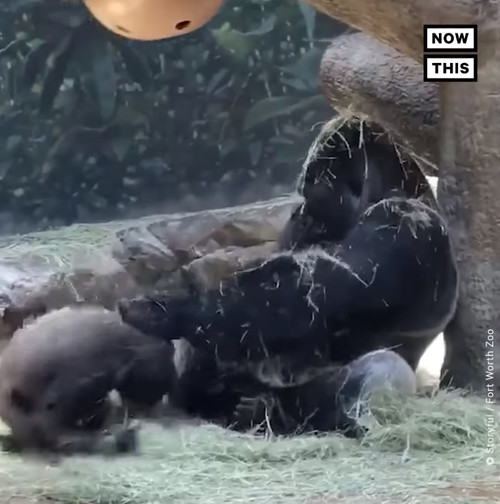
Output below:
[424,25,477,52]
[423,55,477,82]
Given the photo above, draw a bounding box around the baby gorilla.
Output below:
[0,305,175,454]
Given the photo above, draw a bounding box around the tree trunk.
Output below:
[303,0,491,61]
[320,33,438,172]
[302,0,500,392]
[438,26,500,391]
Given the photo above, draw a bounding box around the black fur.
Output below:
[120,198,457,367]
[167,339,253,424]
[118,123,458,434]
[280,122,433,250]
[231,349,416,436]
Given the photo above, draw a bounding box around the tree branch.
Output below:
[304,0,492,62]
[320,33,438,172]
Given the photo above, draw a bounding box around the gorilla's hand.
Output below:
[117,295,186,341]
[230,393,281,434]
[117,253,324,363]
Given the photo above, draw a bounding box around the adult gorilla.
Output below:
[118,120,458,435]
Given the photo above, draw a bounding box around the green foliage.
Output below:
[0,0,346,232]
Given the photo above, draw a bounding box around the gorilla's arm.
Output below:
[120,255,321,362]
[119,197,457,364]
[323,198,457,336]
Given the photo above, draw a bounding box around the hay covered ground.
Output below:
[0,390,498,504]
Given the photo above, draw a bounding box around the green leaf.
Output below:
[280,77,311,92]
[248,141,263,166]
[91,40,117,121]
[268,145,305,168]
[6,65,17,100]
[113,39,151,89]
[280,47,322,90]
[245,15,277,36]
[243,94,325,131]
[6,135,22,152]
[46,9,88,29]
[206,68,229,95]
[39,33,76,113]
[109,135,132,161]
[297,2,317,44]
[211,24,256,60]
[22,39,58,90]
[0,161,12,181]
[211,15,277,61]
[46,129,79,160]
[0,39,23,60]
[219,138,238,159]
[114,105,148,127]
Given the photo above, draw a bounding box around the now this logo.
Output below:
[423,25,478,83]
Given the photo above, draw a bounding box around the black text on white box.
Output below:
[423,55,477,82]
[423,25,477,52]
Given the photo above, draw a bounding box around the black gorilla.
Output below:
[280,120,434,250]
[118,120,458,435]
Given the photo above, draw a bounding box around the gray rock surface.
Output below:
[0,195,299,340]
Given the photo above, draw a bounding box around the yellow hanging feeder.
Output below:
[83,0,224,41]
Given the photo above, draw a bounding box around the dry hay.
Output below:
[297,112,437,196]
[0,389,497,504]
[0,196,296,267]
[0,223,118,270]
